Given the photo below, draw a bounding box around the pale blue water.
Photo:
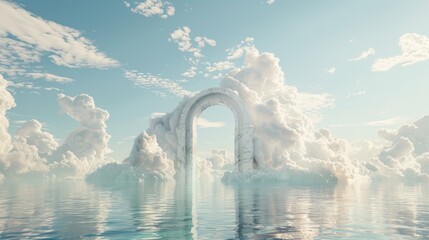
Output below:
[0,180,428,239]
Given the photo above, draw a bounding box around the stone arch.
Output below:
[176,88,254,181]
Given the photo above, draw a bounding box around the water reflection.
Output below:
[0,180,429,239]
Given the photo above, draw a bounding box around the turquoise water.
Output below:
[0,180,428,239]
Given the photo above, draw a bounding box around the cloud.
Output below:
[346,90,366,98]
[49,93,113,177]
[124,70,193,97]
[265,0,275,4]
[182,66,197,78]
[366,116,408,127]
[350,48,375,61]
[325,67,336,74]
[125,0,175,19]
[7,81,61,92]
[123,132,175,180]
[25,73,73,84]
[372,33,429,71]
[15,119,59,156]
[206,61,234,73]
[170,26,216,59]
[0,1,119,77]
[206,149,233,170]
[226,37,255,60]
[1,74,114,180]
[0,74,15,154]
[369,116,429,180]
[197,117,225,128]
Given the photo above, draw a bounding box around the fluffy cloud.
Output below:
[182,66,197,78]
[0,1,118,77]
[226,37,255,60]
[325,67,336,74]
[123,132,175,180]
[350,48,375,61]
[170,26,216,60]
[51,94,113,177]
[372,33,429,71]
[15,120,59,156]
[124,70,192,97]
[1,74,113,181]
[48,93,113,177]
[0,74,15,154]
[125,0,175,19]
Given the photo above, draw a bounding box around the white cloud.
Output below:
[346,90,366,98]
[170,26,216,60]
[1,74,114,180]
[350,48,375,61]
[226,37,255,60]
[366,116,408,127]
[49,93,113,177]
[7,81,61,92]
[126,0,175,19]
[197,117,225,128]
[15,119,59,156]
[325,67,336,74]
[372,33,429,71]
[26,73,73,84]
[0,1,118,77]
[124,70,193,97]
[206,61,234,72]
[182,66,197,78]
[0,75,15,154]
[265,0,275,4]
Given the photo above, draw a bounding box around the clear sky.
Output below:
[1,0,429,160]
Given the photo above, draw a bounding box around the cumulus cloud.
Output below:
[0,1,118,73]
[346,116,429,181]
[125,0,175,19]
[372,33,429,71]
[15,120,59,156]
[1,74,113,181]
[123,132,175,180]
[0,74,15,154]
[350,48,375,61]
[48,93,113,177]
[206,149,233,170]
[124,70,193,97]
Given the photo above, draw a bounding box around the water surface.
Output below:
[0,180,428,239]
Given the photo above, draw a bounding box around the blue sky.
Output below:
[2,0,429,160]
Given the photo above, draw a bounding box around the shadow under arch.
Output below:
[176,88,255,184]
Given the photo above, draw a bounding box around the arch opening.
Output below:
[195,106,234,171]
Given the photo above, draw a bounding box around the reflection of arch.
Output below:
[177,88,255,182]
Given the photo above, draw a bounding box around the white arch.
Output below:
[176,88,254,182]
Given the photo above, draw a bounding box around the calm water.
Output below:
[0,180,428,239]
